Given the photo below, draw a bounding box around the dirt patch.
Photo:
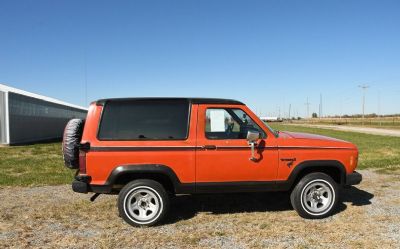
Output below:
[1,170,399,248]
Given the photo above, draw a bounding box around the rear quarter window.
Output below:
[98,100,190,140]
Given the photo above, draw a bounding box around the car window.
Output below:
[205,108,266,139]
[98,100,189,140]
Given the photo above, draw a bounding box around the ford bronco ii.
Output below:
[62,98,362,227]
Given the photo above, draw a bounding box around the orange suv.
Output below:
[62,98,362,226]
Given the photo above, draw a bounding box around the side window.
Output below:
[98,100,189,140]
[205,108,266,139]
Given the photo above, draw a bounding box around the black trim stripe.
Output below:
[89,145,354,152]
[90,146,197,152]
[278,146,354,150]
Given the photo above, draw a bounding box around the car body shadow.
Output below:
[165,192,291,224]
[340,186,374,206]
[164,186,373,224]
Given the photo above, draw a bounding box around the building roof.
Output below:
[95,97,244,106]
[0,83,87,111]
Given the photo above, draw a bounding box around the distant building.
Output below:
[0,83,87,145]
[259,116,282,122]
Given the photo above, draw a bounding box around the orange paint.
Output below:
[81,101,359,186]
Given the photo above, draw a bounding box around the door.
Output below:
[195,104,279,188]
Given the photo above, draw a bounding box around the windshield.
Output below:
[261,121,279,137]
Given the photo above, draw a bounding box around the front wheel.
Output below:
[118,179,169,227]
[290,173,339,219]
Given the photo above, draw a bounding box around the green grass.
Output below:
[0,143,74,186]
[1,124,399,186]
[270,123,400,172]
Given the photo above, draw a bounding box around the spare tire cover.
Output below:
[62,119,85,169]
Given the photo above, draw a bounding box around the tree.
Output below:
[312,112,318,118]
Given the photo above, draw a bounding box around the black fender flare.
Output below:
[105,164,194,194]
[285,160,347,189]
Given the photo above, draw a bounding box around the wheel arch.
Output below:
[106,164,193,194]
[286,160,346,190]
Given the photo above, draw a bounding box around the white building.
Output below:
[259,116,282,122]
[0,83,87,145]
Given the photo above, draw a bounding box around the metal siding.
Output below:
[0,91,6,144]
[8,92,87,144]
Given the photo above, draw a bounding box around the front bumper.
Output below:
[345,171,362,186]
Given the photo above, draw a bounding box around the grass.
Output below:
[0,143,74,186]
[0,124,399,186]
[270,123,400,172]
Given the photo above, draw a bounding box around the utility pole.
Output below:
[319,94,322,119]
[288,104,292,120]
[358,84,370,125]
[278,106,281,119]
[378,91,382,126]
[305,97,311,119]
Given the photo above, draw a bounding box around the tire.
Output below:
[118,179,169,227]
[290,173,339,219]
[62,119,85,169]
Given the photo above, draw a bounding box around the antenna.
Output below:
[84,50,88,106]
[358,84,370,125]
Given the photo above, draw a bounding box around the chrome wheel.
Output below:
[300,179,334,215]
[124,187,162,224]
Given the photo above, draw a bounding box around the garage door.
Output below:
[0,91,6,144]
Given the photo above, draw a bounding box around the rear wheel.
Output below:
[118,179,169,227]
[290,173,339,219]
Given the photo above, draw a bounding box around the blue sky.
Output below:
[1,0,399,117]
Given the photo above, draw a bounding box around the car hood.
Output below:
[279,131,345,142]
[277,131,357,149]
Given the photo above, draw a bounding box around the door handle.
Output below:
[202,145,217,150]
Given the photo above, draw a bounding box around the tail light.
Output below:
[78,142,90,174]
[79,150,87,174]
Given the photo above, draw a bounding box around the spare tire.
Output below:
[62,119,85,169]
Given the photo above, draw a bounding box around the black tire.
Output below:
[290,173,339,219]
[62,119,85,169]
[118,179,169,227]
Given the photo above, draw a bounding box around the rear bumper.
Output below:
[72,175,112,194]
[345,171,362,186]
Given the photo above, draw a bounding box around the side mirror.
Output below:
[246,130,260,161]
[246,130,260,143]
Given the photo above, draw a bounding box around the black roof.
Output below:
[96,98,244,105]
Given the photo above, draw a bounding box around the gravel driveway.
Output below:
[290,124,400,137]
[1,170,399,249]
